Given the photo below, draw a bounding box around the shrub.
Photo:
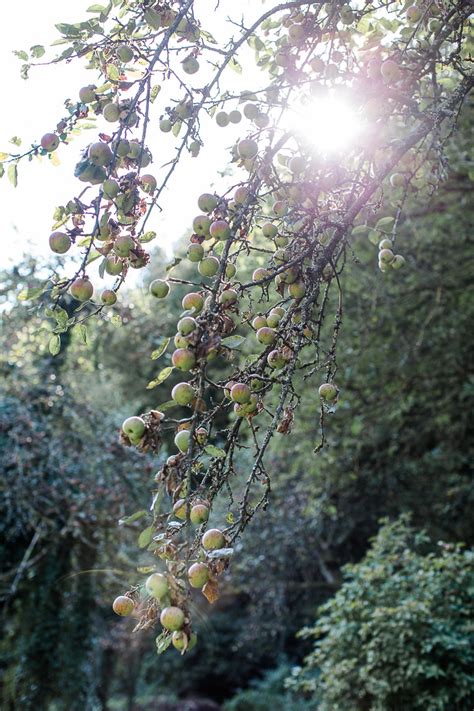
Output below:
[289,516,474,710]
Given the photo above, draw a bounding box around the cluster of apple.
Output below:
[378,238,406,273]
[111,157,343,648]
[46,76,163,302]
[117,411,238,653]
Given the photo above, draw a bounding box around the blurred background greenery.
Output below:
[1,115,473,710]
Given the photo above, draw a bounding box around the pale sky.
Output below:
[1,1,258,274]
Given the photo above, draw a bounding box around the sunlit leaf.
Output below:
[138,524,154,548]
[48,334,61,356]
[204,444,226,459]
[8,163,18,187]
[155,631,172,654]
[146,366,174,389]
[221,335,246,349]
[150,338,170,360]
[119,510,148,526]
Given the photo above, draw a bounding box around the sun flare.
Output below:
[287,95,362,154]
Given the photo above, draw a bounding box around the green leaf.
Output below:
[138,524,154,549]
[49,306,69,327]
[150,338,170,360]
[139,231,157,243]
[166,256,182,272]
[146,366,174,389]
[18,285,44,301]
[13,50,28,62]
[172,120,182,137]
[248,35,265,51]
[376,216,395,231]
[87,3,107,11]
[155,400,176,412]
[155,631,172,654]
[30,45,45,58]
[55,23,82,37]
[221,335,246,349]
[77,324,88,344]
[8,163,18,187]
[119,510,148,526]
[229,56,242,73]
[106,64,120,82]
[0,164,4,179]
[204,444,226,459]
[351,225,368,237]
[48,334,61,356]
[150,85,161,103]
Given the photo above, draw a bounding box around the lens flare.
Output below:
[286,95,362,154]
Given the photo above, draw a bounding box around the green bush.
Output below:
[290,516,474,711]
[224,663,313,711]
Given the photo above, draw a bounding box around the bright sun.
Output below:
[286,95,362,154]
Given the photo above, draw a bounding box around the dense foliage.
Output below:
[291,516,474,710]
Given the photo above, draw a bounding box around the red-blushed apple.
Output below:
[160,606,185,631]
[230,383,251,404]
[116,44,134,63]
[188,562,210,588]
[70,277,93,301]
[197,193,218,212]
[174,430,190,452]
[210,220,231,241]
[190,504,209,525]
[173,498,187,519]
[182,292,204,313]
[182,56,199,74]
[172,382,195,406]
[187,243,204,262]
[172,348,196,371]
[216,111,229,127]
[193,214,212,236]
[257,327,276,345]
[202,528,225,550]
[113,595,134,616]
[252,315,267,330]
[198,256,219,278]
[237,139,258,159]
[145,573,168,599]
[41,133,60,152]
[150,279,170,298]
[318,383,338,401]
[219,289,238,306]
[101,289,117,305]
[49,231,71,254]
[140,174,157,193]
